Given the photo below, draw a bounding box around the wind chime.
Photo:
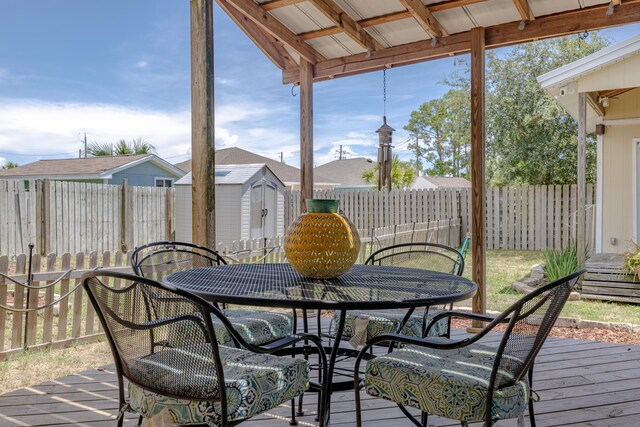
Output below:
[376,69,394,192]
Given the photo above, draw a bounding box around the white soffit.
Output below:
[581,0,611,7]
[529,0,581,18]
[465,0,521,27]
[269,3,333,35]
[433,8,475,35]
[307,33,366,58]
[373,19,430,46]
[337,0,405,20]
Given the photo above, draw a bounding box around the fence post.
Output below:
[119,179,132,252]
[165,188,174,241]
[36,179,51,256]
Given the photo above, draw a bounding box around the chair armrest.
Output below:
[424,310,509,336]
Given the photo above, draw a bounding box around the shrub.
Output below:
[543,245,578,282]
[624,242,640,275]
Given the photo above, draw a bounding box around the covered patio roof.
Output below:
[189,0,640,324]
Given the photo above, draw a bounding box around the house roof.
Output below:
[175,163,285,186]
[175,147,337,186]
[216,0,640,85]
[314,157,376,188]
[416,175,471,189]
[538,34,640,131]
[0,154,185,180]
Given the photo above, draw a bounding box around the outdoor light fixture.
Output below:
[606,2,615,16]
[431,37,437,47]
[599,96,610,108]
[518,20,526,30]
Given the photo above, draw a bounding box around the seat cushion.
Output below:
[364,341,530,422]
[216,309,294,346]
[128,345,309,425]
[335,309,449,340]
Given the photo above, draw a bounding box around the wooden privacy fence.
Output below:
[0,179,174,257]
[0,250,132,358]
[285,184,595,251]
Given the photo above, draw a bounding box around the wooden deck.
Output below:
[1,327,639,426]
[584,253,639,304]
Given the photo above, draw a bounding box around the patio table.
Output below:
[164,263,476,426]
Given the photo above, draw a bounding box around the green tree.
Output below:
[86,138,156,157]
[0,161,18,170]
[485,33,608,185]
[404,98,451,175]
[362,155,417,189]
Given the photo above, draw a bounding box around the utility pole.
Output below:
[279,152,284,163]
[339,144,343,160]
[83,133,87,158]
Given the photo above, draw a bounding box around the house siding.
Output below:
[601,90,640,253]
[110,162,181,187]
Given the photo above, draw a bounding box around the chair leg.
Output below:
[289,399,298,425]
[528,395,537,427]
[137,415,143,426]
[420,411,428,426]
[517,413,526,427]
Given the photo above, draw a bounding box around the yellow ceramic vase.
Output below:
[284,199,361,279]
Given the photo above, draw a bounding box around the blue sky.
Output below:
[0,1,639,169]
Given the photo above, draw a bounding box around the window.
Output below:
[155,177,174,188]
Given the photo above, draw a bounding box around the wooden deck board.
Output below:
[1,324,639,426]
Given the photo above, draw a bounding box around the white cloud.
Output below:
[0,68,9,80]
[136,61,149,68]
[0,156,6,166]
[215,77,234,86]
[0,97,298,165]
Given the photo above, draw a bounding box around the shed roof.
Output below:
[0,154,185,180]
[174,147,337,185]
[175,163,285,186]
[217,0,640,84]
[423,175,471,188]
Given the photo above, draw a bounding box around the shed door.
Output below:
[250,179,278,240]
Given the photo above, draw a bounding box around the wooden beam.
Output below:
[283,1,640,84]
[217,0,295,70]
[577,92,587,269]
[261,0,303,11]
[300,1,487,41]
[612,0,622,5]
[399,0,448,37]
[600,87,636,97]
[308,0,384,51]
[586,92,606,117]
[512,0,533,21]
[190,0,216,248]
[300,60,314,212]
[470,27,486,329]
[225,0,323,63]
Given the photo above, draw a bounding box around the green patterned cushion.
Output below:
[128,345,309,425]
[215,309,294,346]
[365,341,530,422]
[335,309,449,340]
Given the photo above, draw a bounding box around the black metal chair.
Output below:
[131,241,296,347]
[82,270,327,427]
[331,242,465,342]
[353,269,585,427]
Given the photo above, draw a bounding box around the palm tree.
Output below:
[362,155,417,190]
[0,161,18,170]
[86,138,156,157]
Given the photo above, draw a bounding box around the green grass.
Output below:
[461,250,640,326]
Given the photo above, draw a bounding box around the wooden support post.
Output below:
[36,179,51,256]
[300,59,314,212]
[469,27,486,331]
[577,92,587,268]
[191,0,216,248]
[166,188,174,241]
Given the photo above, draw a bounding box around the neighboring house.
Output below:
[314,157,377,190]
[410,176,472,190]
[175,147,338,190]
[538,34,640,254]
[0,154,185,187]
[174,164,285,245]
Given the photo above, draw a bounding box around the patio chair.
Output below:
[82,270,327,427]
[353,269,585,427]
[130,241,296,347]
[332,242,465,342]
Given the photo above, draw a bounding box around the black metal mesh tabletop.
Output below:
[164,264,476,310]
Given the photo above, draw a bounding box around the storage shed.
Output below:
[175,164,285,246]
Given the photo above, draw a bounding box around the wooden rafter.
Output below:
[283,1,640,83]
[512,0,534,21]
[586,92,606,117]
[217,0,296,70]
[308,0,384,51]
[398,0,448,37]
[300,0,486,41]
[263,0,484,12]
[223,0,324,63]
[261,0,302,11]
[600,87,636,97]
